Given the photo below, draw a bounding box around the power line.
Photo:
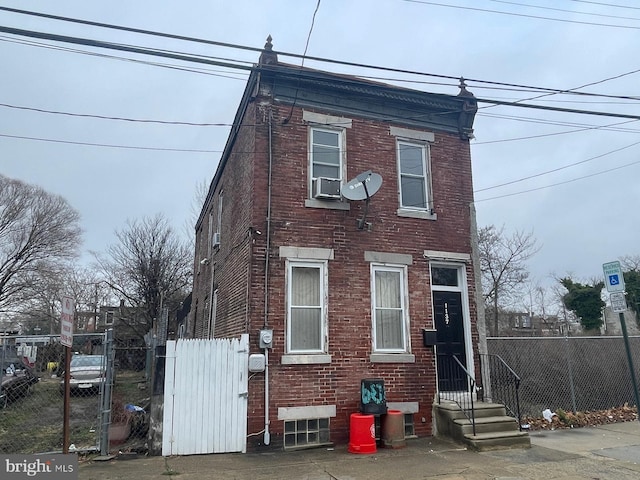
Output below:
[0,6,265,55]
[474,139,640,193]
[474,96,640,120]
[473,118,640,145]
[478,68,640,115]
[3,23,640,122]
[0,133,220,153]
[3,6,640,103]
[488,0,640,21]
[0,35,250,80]
[477,113,640,134]
[568,0,640,12]
[284,0,322,123]
[402,0,640,29]
[0,103,239,127]
[3,8,640,145]
[474,157,640,202]
[0,25,255,72]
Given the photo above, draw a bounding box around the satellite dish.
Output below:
[341,170,383,201]
[341,171,383,230]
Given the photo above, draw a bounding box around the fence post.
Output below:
[100,329,114,456]
[619,312,640,421]
[563,334,577,413]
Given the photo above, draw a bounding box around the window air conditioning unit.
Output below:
[212,232,221,248]
[313,177,341,199]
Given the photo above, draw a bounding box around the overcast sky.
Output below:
[2,0,639,293]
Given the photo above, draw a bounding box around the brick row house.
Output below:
[190,38,480,449]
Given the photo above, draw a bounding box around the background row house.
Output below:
[189,37,480,450]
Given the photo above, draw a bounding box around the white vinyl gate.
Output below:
[162,335,249,455]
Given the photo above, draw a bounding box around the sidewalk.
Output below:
[79,421,640,480]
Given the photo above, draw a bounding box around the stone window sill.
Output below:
[370,353,415,363]
[397,208,437,220]
[281,354,332,365]
[305,199,350,210]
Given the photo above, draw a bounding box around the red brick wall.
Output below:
[241,102,478,447]
[192,103,259,338]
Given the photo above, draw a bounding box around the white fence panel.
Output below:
[162,334,248,455]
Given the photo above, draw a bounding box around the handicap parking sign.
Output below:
[603,261,625,293]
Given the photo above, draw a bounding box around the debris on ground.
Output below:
[523,404,638,430]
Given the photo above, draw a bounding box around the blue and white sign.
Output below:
[603,261,625,293]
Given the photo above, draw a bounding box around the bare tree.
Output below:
[0,175,82,317]
[619,254,640,272]
[478,224,540,336]
[182,178,210,250]
[17,265,115,335]
[16,263,66,334]
[94,214,192,339]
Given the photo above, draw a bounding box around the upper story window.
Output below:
[311,128,341,180]
[390,126,436,220]
[371,264,409,353]
[303,111,351,209]
[287,260,327,354]
[309,127,344,201]
[397,140,431,211]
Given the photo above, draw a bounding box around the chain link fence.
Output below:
[487,336,640,418]
[110,336,150,452]
[0,332,150,455]
[6,331,634,453]
[0,333,106,453]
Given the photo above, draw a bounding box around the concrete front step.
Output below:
[462,430,531,451]
[433,400,530,451]
[453,415,520,435]
[436,400,507,419]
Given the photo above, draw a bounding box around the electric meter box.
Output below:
[259,329,273,349]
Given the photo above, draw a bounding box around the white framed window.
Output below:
[397,140,431,210]
[287,260,327,353]
[371,264,409,352]
[309,126,344,188]
[217,191,223,234]
[207,211,215,256]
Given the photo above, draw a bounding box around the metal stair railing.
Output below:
[437,354,478,436]
[478,353,523,430]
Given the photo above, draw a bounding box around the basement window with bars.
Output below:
[284,418,330,449]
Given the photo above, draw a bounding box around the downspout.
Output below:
[262,107,274,446]
[245,229,253,333]
[207,261,216,338]
[470,202,488,400]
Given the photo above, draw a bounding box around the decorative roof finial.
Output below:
[457,77,474,98]
[259,35,277,65]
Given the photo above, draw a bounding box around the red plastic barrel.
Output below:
[348,413,377,454]
[382,410,406,448]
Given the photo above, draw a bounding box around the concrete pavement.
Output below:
[79,421,640,480]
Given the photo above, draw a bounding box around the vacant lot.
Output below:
[0,370,148,454]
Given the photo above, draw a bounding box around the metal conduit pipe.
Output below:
[262,107,274,446]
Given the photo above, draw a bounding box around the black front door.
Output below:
[433,291,467,392]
